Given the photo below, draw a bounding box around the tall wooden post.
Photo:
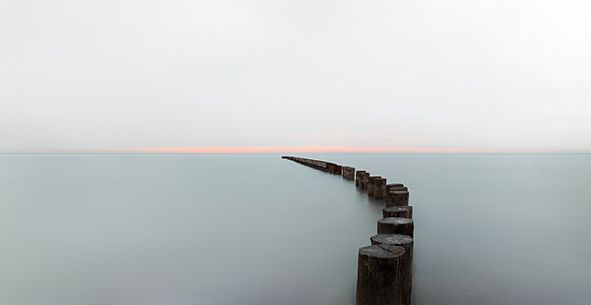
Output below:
[368,176,381,197]
[356,244,411,305]
[342,166,355,180]
[361,172,370,190]
[374,178,387,199]
[356,170,367,187]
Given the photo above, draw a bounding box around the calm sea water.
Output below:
[1,153,590,305]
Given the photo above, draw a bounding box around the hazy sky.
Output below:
[1,0,590,152]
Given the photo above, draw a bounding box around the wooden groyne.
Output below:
[281,156,342,174]
[282,155,415,305]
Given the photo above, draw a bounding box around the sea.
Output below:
[1,153,590,305]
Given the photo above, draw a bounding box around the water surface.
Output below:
[1,153,590,305]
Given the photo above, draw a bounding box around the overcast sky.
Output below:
[1,0,590,152]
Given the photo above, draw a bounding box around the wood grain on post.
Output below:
[374,178,387,199]
[361,172,370,190]
[370,234,413,254]
[370,234,414,302]
[349,167,356,180]
[385,190,410,207]
[325,163,341,175]
[318,161,328,171]
[383,206,413,219]
[342,166,355,180]
[367,176,381,197]
[385,186,409,202]
[356,170,366,187]
[356,244,411,305]
[377,217,414,237]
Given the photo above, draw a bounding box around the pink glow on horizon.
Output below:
[122,146,479,154]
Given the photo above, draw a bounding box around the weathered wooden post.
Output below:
[360,172,370,190]
[355,170,366,187]
[377,217,414,237]
[385,190,410,206]
[367,176,381,197]
[384,185,408,201]
[383,206,413,219]
[342,166,355,180]
[369,234,414,303]
[356,244,411,305]
[374,178,387,199]
[325,163,340,174]
[317,160,326,171]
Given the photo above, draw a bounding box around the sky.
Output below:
[1,0,590,153]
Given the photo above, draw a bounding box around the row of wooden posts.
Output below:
[282,156,414,305]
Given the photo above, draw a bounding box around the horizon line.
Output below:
[1,146,590,154]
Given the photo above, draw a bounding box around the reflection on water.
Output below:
[1,153,590,305]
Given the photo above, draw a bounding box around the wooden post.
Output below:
[383,206,413,219]
[356,170,367,187]
[369,234,414,303]
[368,176,381,197]
[325,163,341,175]
[356,244,411,305]
[360,172,370,190]
[385,190,410,207]
[342,166,355,180]
[377,217,414,237]
[374,178,387,199]
[318,161,328,172]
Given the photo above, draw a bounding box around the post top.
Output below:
[378,217,413,225]
[359,244,406,258]
[371,234,414,246]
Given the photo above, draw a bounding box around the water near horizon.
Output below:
[1,153,590,305]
